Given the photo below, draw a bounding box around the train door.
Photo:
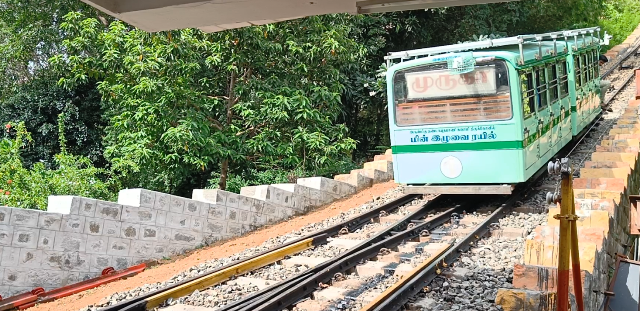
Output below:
[547,62,561,154]
[535,65,552,160]
[558,60,572,146]
[574,53,587,128]
[582,52,594,116]
[520,69,538,169]
[587,50,601,114]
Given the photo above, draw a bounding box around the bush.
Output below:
[0,116,117,210]
[207,168,302,194]
[600,0,640,52]
[207,156,359,194]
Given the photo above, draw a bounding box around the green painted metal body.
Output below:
[387,33,601,186]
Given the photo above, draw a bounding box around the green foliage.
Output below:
[55,12,360,194]
[206,156,358,194]
[600,0,640,51]
[0,76,106,167]
[0,0,106,92]
[207,169,295,194]
[0,117,116,210]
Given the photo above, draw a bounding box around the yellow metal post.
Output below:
[555,165,572,311]
[551,158,583,311]
[570,191,584,311]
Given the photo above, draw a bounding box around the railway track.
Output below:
[96,193,453,311]
[70,34,640,311]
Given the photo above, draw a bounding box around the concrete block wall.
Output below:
[0,149,395,297]
[604,24,640,62]
[496,99,640,311]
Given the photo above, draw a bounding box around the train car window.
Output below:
[559,60,569,97]
[535,67,548,110]
[549,64,559,102]
[583,53,590,82]
[392,59,513,126]
[581,53,588,84]
[574,55,582,88]
[520,70,535,118]
[591,50,599,78]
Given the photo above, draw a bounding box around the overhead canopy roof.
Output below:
[80,0,516,32]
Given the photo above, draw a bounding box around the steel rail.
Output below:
[370,195,521,311]
[602,39,640,79]
[359,244,452,311]
[241,200,478,311]
[123,236,325,311]
[215,194,452,311]
[605,69,638,106]
[100,194,420,311]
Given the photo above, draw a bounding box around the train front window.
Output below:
[392,60,512,126]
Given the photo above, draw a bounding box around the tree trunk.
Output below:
[218,71,237,191]
[219,158,229,190]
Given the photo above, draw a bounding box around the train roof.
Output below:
[386,27,601,67]
[480,36,599,63]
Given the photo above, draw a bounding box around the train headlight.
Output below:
[440,156,462,179]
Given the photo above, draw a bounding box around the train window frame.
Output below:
[590,49,599,80]
[390,59,514,127]
[520,68,536,120]
[593,50,600,77]
[548,63,559,102]
[574,55,582,89]
[580,53,588,85]
[583,53,591,82]
[534,66,548,110]
[559,60,569,97]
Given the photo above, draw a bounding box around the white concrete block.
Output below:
[38,212,63,231]
[0,207,12,225]
[120,206,156,224]
[240,185,270,200]
[95,201,123,221]
[118,188,156,208]
[12,227,39,248]
[191,189,228,205]
[10,209,41,228]
[296,177,356,197]
[184,200,205,216]
[47,196,78,215]
[363,160,393,175]
[334,172,373,191]
[272,183,338,205]
[351,168,389,183]
[169,195,186,213]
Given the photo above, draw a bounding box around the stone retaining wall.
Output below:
[0,150,394,297]
[496,99,640,311]
[604,24,640,61]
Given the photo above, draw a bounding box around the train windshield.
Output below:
[392,59,512,126]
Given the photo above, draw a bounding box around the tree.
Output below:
[0,117,116,210]
[0,0,109,166]
[0,75,105,167]
[55,12,360,194]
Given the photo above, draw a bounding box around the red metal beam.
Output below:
[36,264,146,304]
[0,288,43,311]
[0,263,146,310]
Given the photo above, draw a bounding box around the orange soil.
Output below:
[30,181,398,311]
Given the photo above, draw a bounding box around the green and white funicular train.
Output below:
[386,27,607,194]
